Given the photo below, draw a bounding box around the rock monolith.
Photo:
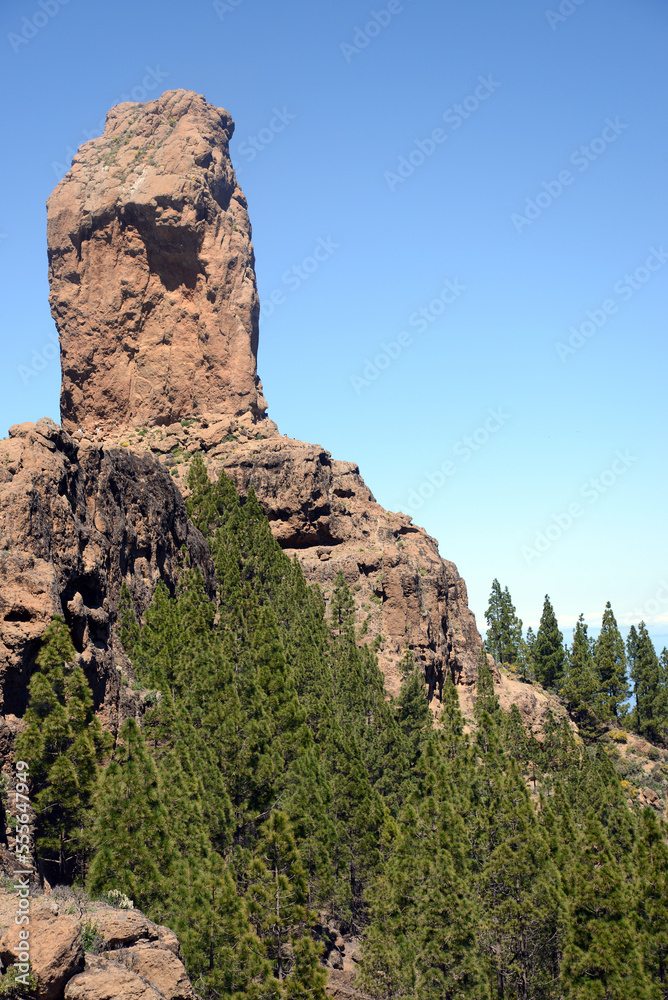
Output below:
[48,89,267,435]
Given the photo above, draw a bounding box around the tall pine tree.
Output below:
[15,616,109,882]
[594,602,629,721]
[533,595,565,690]
[562,613,601,735]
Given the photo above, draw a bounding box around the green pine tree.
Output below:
[631,623,667,742]
[484,580,523,667]
[88,718,175,913]
[533,595,565,690]
[477,762,564,1000]
[562,613,602,735]
[594,602,629,721]
[246,810,318,990]
[473,650,500,723]
[14,616,109,882]
[635,808,668,997]
[485,579,505,665]
[561,815,652,999]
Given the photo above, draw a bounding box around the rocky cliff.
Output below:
[48,89,268,436]
[44,88,486,700]
[0,417,213,732]
[0,86,494,1000]
[100,420,485,699]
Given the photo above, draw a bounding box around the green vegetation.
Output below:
[16,473,668,999]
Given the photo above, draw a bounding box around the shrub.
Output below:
[0,965,37,996]
[104,889,134,910]
[81,919,101,953]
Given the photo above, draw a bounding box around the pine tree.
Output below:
[631,623,667,742]
[562,815,652,999]
[635,808,668,997]
[501,584,524,666]
[594,602,629,721]
[361,783,486,1000]
[484,580,523,666]
[88,719,175,912]
[283,745,335,910]
[14,616,109,882]
[524,626,536,678]
[473,650,500,723]
[246,811,314,987]
[485,579,505,665]
[477,762,564,1000]
[283,934,328,1000]
[501,703,543,780]
[533,595,565,690]
[562,613,602,735]
[394,649,431,766]
[330,569,357,635]
[412,795,487,1000]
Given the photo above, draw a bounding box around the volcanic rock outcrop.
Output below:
[48,89,267,435]
[0,417,213,732]
[99,415,485,700]
[43,87,487,701]
[0,886,195,1000]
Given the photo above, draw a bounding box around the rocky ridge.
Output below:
[100,418,486,700]
[0,417,213,733]
[43,87,488,701]
[0,88,497,1000]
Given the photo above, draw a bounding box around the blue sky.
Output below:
[0,0,666,650]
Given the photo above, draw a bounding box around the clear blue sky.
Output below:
[0,0,666,649]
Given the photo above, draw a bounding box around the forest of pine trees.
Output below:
[484,579,668,743]
[15,463,668,999]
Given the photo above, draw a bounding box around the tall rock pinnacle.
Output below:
[40,88,490,712]
[47,90,268,433]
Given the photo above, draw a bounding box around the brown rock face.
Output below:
[42,86,486,702]
[0,894,84,999]
[104,422,486,700]
[217,435,484,698]
[2,86,486,738]
[0,418,213,737]
[48,89,267,435]
[0,887,195,1000]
